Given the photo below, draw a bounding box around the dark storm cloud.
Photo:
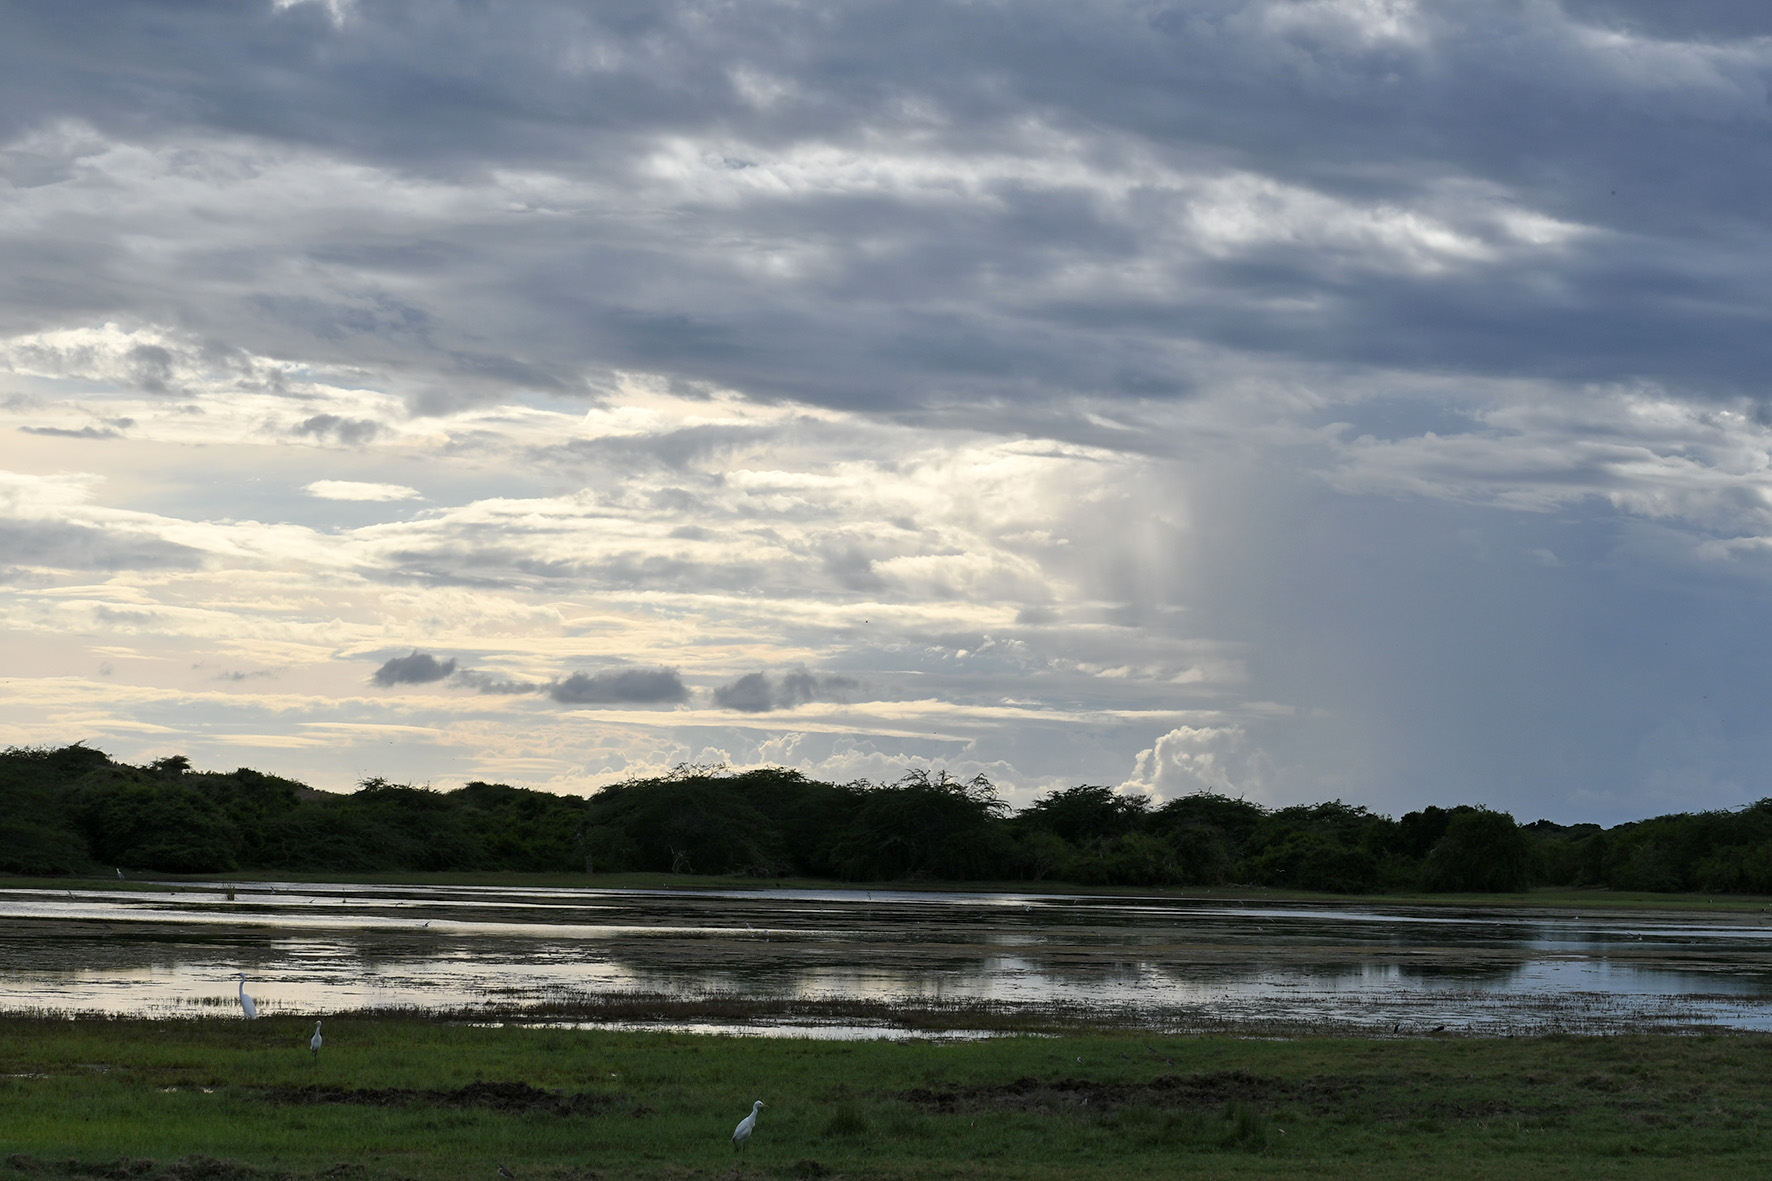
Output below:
[549,668,688,705]
[371,650,456,686]
[714,670,859,713]
[1,1,1768,416]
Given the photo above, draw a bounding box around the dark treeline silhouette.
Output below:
[4,743,1772,894]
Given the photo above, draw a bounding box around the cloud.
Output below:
[1121,726,1263,803]
[0,324,298,399]
[5,1,1772,823]
[0,519,203,571]
[0,2,1766,422]
[713,669,859,713]
[549,668,688,705]
[294,415,382,446]
[454,669,542,695]
[305,480,421,502]
[371,651,457,686]
[19,424,120,439]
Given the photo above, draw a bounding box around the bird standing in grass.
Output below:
[497,1166,515,1180]
[235,973,257,1020]
[309,1020,323,1061]
[732,1100,766,1150]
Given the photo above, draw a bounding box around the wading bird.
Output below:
[732,1100,766,1150]
[236,973,257,1020]
[309,1020,323,1061]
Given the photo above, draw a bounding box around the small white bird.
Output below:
[732,1100,766,1150]
[236,973,257,1020]
[309,1020,323,1060]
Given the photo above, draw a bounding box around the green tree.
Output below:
[584,774,785,875]
[1422,808,1530,892]
[1018,785,1150,844]
[80,781,241,873]
[832,771,1010,880]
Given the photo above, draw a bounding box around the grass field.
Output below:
[1,1016,1768,1180]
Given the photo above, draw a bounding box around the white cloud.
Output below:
[1121,725,1268,803]
[304,480,422,502]
[1325,387,1772,537]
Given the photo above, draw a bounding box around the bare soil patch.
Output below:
[5,1156,269,1181]
[256,1080,622,1116]
[900,1069,1360,1114]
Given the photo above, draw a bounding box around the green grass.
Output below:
[1,1017,1768,1179]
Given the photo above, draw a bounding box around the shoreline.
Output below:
[7,870,1772,915]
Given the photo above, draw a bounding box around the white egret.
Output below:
[731,1100,766,1150]
[236,973,258,1020]
[309,1020,323,1060]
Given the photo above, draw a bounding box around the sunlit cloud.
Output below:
[306,481,422,502]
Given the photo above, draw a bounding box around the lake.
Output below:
[5,882,1772,1036]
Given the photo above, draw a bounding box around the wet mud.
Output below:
[5,1155,267,1181]
[901,1069,1359,1114]
[256,1080,624,1116]
[897,1067,1597,1127]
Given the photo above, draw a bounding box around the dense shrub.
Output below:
[0,820,92,875]
[1693,842,1772,894]
[585,775,785,875]
[79,781,242,873]
[9,743,1772,896]
[1018,785,1150,844]
[831,771,1010,880]
[1422,809,1530,892]
[1246,831,1380,893]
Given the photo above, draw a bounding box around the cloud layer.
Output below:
[3,2,1771,819]
[372,651,456,686]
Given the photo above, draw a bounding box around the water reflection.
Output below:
[3,883,1772,1035]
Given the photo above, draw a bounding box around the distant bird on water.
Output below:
[236,973,258,1020]
[309,1020,323,1061]
[732,1100,766,1150]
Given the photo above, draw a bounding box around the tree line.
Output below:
[4,743,1772,894]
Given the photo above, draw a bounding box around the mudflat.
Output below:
[6,882,1772,1034]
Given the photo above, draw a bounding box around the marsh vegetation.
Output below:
[0,1017,1765,1180]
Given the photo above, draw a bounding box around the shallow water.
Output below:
[4,882,1772,1035]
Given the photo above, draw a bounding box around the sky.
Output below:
[3,0,1772,822]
